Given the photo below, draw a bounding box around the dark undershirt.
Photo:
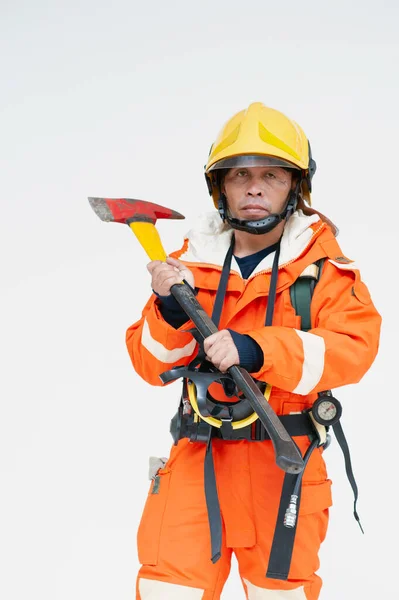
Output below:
[155,243,278,372]
[234,242,278,279]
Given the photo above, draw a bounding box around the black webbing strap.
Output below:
[266,473,301,580]
[265,243,281,326]
[211,236,235,327]
[173,239,235,564]
[332,420,364,533]
[174,411,315,443]
[199,238,233,564]
[200,236,236,563]
[204,433,222,563]
[266,436,319,579]
[266,419,364,579]
[188,236,234,369]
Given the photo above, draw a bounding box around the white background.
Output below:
[1,1,397,598]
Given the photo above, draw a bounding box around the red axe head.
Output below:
[88,197,185,225]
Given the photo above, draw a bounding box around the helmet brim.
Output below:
[207,154,301,172]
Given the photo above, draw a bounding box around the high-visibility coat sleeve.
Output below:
[246,260,382,395]
[125,294,198,386]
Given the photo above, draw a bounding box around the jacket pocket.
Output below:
[137,467,172,566]
[299,479,332,515]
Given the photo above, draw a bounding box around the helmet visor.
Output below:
[208,154,301,172]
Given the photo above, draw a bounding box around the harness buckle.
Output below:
[306,409,328,446]
[219,415,234,439]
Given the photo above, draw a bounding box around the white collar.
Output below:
[179,210,322,277]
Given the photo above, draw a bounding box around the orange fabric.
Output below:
[126,219,381,401]
[136,438,330,600]
[126,216,381,599]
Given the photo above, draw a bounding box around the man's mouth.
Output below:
[240,204,269,214]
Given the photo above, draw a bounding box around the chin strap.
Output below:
[218,180,301,235]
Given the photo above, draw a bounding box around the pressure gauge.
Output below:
[311,394,342,426]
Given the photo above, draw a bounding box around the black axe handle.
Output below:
[170,281,304,474]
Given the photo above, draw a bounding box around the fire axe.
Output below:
[88,196,304,475]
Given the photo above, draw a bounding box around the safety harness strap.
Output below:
[332,420,364,533]
[266,436,319,579]
[266,473,302,580]
[212,237,235,327]
[204,434,223,563]
[171,411,317,443]
[265,243,281,326]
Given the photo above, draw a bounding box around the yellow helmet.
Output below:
[205,102,316,206]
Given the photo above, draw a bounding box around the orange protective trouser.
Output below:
[136,436,332,600]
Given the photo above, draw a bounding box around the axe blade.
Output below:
[88,197,185,225]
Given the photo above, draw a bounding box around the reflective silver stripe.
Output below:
[138,578,204,599]
[141,318,196,364]
[244,578,307,599]
[292,330,325,395]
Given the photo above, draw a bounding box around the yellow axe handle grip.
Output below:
[129,221,167,262]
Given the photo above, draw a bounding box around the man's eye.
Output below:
[236,170,247,177]
[265,172,276,179]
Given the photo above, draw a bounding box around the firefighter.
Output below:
[126,102,381,599]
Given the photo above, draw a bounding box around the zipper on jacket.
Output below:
[245,222,325,283]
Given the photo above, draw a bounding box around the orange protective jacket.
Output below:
[126,210,381,410]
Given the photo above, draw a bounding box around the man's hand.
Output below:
[147,257,195,297]
[203,330,239,372]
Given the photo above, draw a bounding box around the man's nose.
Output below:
[246,178,264,196]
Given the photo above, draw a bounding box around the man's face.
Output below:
[222,165,293,221]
